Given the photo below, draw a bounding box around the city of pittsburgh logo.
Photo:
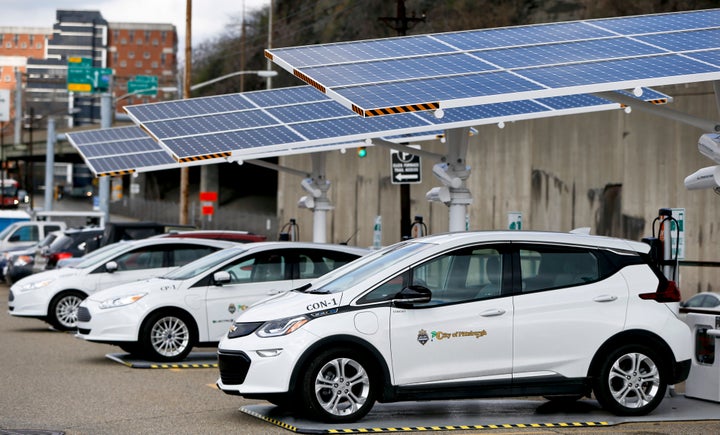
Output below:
[417,329,429,345]
[228,303,236,314]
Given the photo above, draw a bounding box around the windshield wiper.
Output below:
[293,283,313,293]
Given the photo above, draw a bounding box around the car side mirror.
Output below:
[213,271,231,286]
[393,285,432,309]
[8,235,20,242]
[105,261,118,273]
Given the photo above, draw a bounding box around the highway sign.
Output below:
[391,150,421,184]
[128,75,158,96]
[67,66,113,93]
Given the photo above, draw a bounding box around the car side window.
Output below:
[113,246,166,270]
[225,253,288,284]
[296,250,357,279]
[413,248,503,305]
[171,246,217,267]
[520,247,600,292]
[11,226,38,242]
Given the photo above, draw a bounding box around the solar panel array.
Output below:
[119,85,668,169]
[265,8,720,117]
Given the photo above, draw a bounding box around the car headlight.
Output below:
[256,315,310,338]
[99,293,147,309]
[15,279,54,291]
[227,321,264,339]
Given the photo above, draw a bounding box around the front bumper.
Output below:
[75,299,142,343]
[7,287,52,317]
[216,329,319,396]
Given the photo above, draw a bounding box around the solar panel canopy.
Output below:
[265,8,720,117]
[118,85,669,169]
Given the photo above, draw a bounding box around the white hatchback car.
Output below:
[8,238,235,330]
[75,242,368,362]
[216,231,692,422]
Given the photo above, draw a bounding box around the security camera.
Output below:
[426,186,451,204]
[698,133,720,164]
[297,195,315,209]
[684,165,720,190]
[300,178,321,198]
[432,163,463,189]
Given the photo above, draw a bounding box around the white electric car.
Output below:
[75,242,368,362]
[8,238,235,330]
[216,231,692,423]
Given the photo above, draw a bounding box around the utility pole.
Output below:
[179,0,192,225]
[379,0,425,240]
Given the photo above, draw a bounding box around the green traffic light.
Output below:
[357,147,367,158]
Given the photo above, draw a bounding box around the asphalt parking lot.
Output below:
[2,282,720,435]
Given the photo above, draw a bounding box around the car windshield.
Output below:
[163,246,247,280]
[0,223,21,239]
[73,241,133,269]
[306,241,431,294]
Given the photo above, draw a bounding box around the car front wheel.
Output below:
[300,347,376,423]
[593,344,667,416]
[139,312,196,362]
[48,291,85,331]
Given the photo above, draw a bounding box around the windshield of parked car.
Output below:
[73,241,133,269]
[305,241,431,294]
[163,246,247,280]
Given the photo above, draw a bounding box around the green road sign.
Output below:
[67,66,113,93]
[127,75,158,96]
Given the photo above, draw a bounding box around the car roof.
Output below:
[108,237,237,249]
[411,230,650,253]
[216,241,369,255]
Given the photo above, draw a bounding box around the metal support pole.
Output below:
[445,127,472,232]
[44,117,55,211]
[14,68,22,145]
[98,93,112,224]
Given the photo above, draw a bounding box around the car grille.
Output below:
[77,306,92,322]
[218,350,251,385]
[8,290,14,302]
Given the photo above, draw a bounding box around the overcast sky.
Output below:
[0,0,271,53]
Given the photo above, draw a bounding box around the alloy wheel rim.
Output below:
[314,357,370,416]
[608,352,660,408]
[56,295,82,328]
[150,316,190,357]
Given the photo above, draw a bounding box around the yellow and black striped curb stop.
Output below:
[240,406,610,434]
[105,352,218,369]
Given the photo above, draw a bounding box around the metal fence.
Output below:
[109,197,279,239]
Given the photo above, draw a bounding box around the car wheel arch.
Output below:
[588,329,674,380]
[288,334,391,399]
[47,289,88,316]
[138,306,199,341]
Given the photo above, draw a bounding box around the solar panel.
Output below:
[119,85,669,168]
[66,126,219,176]
[265,9,720,117]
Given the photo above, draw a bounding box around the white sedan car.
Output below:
[75,242,368,362]
[8,238,235,330]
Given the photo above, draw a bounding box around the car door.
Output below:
[203,250,298,341]
[387,245,514,386]
[511,244,628,380]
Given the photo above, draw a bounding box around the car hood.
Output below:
[85,277,174,302]
[11,268,82,288]
[234,289,344,322]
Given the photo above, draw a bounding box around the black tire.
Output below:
[300,347,376,423]
[47,291,85,331]
[139,311,196,362]
[592,344,667,416]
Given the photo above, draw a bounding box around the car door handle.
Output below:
[593,295,618,303]
[480,308,506,317]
